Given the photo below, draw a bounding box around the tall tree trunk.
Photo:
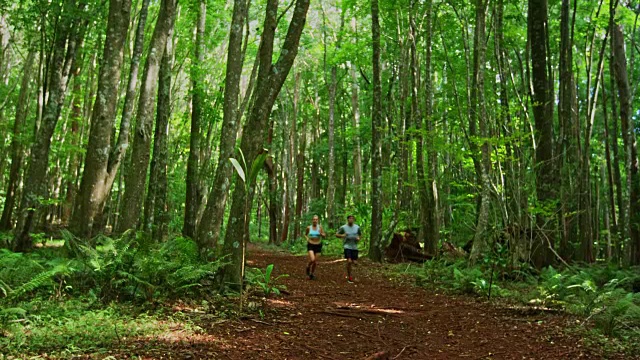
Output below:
[469,0,492,264]
[116,0,176,234]
[602,72,618,261]
[558,0,579,260]
[327,65,337,228]
[184,0,206,239]
[411,1,427,254]
[350,61,363,203]
[609,0,625,260]
[62,62,85,225]
[14,0,87,251]
[293,73,305,241]
[612,21,640,265]
[197,0,248,250]
[145,28,173,242]
[220,0,310,288]
[423,0,439,255]
[266,118,279,245]
[71,0,150,236]
[529,0,555,268]
[578,4,608,263]
[71,0,132,237]
[369,0,384,262]
[0,50,34,230]
[397,44,410,212]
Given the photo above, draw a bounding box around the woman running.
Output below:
[305,215,326,280]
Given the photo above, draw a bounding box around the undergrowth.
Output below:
[401,257,640,355]
[0,232,227,356]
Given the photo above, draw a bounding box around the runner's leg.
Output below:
[311,252,320,274]
[307,250,315,276]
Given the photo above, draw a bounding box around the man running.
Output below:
[305,215,326,280]
[336,215,362,283]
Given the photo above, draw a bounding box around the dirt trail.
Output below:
[120,249,629,359]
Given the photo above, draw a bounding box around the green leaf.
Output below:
[249,151,269,186]
[229,158,246,183]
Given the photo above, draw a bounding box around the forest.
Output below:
[1,0,640,358]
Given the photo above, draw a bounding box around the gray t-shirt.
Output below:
[338,224,362,250]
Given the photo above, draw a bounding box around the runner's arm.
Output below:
[336,226,346,239]
[356,227,362,241]
[304,226,310,242]
[320,225,327,238]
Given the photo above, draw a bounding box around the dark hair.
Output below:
[347,215,355,220]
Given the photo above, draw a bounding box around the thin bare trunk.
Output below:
[370,0,384,262]
[184,0,206,239]
[0,50,35,230]
[197,0,248,250]
[71,0,133,237]
[116,0,176,233]
[14,0,87,251]
[144,29,173,242]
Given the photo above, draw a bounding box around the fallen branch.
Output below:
[392,346,409,359]
[249,318,272,326]
[320,310,370,319]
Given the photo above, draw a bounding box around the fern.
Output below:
[7,266,63,301]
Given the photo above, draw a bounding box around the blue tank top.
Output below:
[308,225,321,238]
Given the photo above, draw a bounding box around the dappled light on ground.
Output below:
[100,249,626,360]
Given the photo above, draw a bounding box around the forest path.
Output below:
[122,249,624,359]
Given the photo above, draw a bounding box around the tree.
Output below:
[611,16,640,265]
[469,0,491,264]
[0,50,35,230]
[529,0,555,268]
[220,0,311,288]
[423,0,439,255]
[144,26,174,242]
[14,0,88,251]
[369,0,384,262]
[71,0,132,238]
[197,0,248,250]
[183,0,207,240]
[116,0,177,234]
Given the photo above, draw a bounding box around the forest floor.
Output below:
[100,247,632,360]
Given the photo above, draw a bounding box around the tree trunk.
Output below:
[327,65,337,228]
[184,0,206,239]
[293,72,305,241]
[71,0,132,237]
[529,0,555,268]
[144,28,173,242]
[61,61,85,225]
[369,0,384,262]
[350,61,363,203]
[612,21,640,265]
[609,1,625,261]
[602,71,618,261]
[220,0,310,288]
[14,0,87,251]
[423,0,439,255]
[0,50,34,230]
[70,0,150,237]
[558,0,579,260]
[196,0,248,250]
[116,0,176,234]
[266,119,279,245]
[469,0,492,264]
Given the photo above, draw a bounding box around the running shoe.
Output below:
[347,276,354,283]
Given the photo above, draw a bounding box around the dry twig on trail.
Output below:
[392,346,409,359]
